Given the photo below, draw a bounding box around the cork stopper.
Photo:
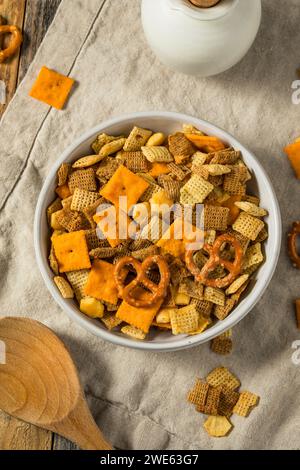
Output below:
[189,0,221,7]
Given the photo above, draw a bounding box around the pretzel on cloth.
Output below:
[0,25,23,63]
[288,221,300,269]
[185,234,243,288]
[114,255,170,308]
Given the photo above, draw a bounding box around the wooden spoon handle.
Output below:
[51,395,113,450]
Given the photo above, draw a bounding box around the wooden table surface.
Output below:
[0,0,78,450]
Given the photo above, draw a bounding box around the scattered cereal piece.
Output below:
[242,243,264,270]
[180,174,214,204]
[187,379,209,406]
[211,330,233,355]
[121,325,146,340]
[53,276,74,299]
[71,188,100,212]
[68,168,97,193]
[141,146,173,163]
[233,391,260,417]
[29,66,74,109]
[232,212,264,241]
[206,367,240,391]
[101,312,122,330]
[170,304,199,335]
[203,205,229,231]
[204,287,225,306]
[225,274,249,295]
[57,163,71,186]
[234,201,267,217]
[123,126,152,152]
[66,269,90,302]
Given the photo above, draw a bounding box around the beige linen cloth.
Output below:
[0,0,300,450]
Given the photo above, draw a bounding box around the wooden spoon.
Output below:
[189,0,221,7]
[0,317,112,450]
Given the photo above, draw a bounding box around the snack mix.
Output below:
[47,124,268,340]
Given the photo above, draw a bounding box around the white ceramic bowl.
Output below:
[34,111,281,352]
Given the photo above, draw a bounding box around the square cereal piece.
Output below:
[121,325,146,340]
[203,205,229,231]
[203,415,233,438]
[47,198,62,224]
[101,312,122,330]
[66,269,90,302]
[198,385,223,415]
[57,163,71,186]
[170,304,199,335]
[191,298,213,317]
[233,391,260,417]
[53,276,74,299]
[52,230,91,273]
[71,188,100,212]
[211,330,233,356]
[206,367,240,391]
[84,259,118,305]
[181,174,214,204]
[242,243,264,270]
[178,278,203,300]
[234,201,267,217]
[218,386,239,417]
[209,149,241,165]
[232,212,264,241]
[214,298,236,320]
[68,168,97,194]
[29,66,74,110]
[141,146,173,163]
[204,287,225,306]
[100,165,149,210]
[116,288,162,333]
[123,151,149,172]
[187,379,209,406]
[123,126,152,151]
[168,132,195,159]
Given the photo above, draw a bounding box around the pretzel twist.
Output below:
[0,25,23,63]
[185,234,243,288]
[288,221,300,269]
[114,255,170,308]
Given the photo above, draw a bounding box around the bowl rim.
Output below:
[34,110,282,352]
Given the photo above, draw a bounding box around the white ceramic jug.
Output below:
[141,0,262,77]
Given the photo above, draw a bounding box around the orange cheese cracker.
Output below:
[29,66,75,110]
[93,205,133,248]
[157,218,204,259]
[117,287,163,333]
[84,259,118,304]
[100,165,149,211]
[52,230,91,273]
[284,141,300,179]
[149,162,171,178]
